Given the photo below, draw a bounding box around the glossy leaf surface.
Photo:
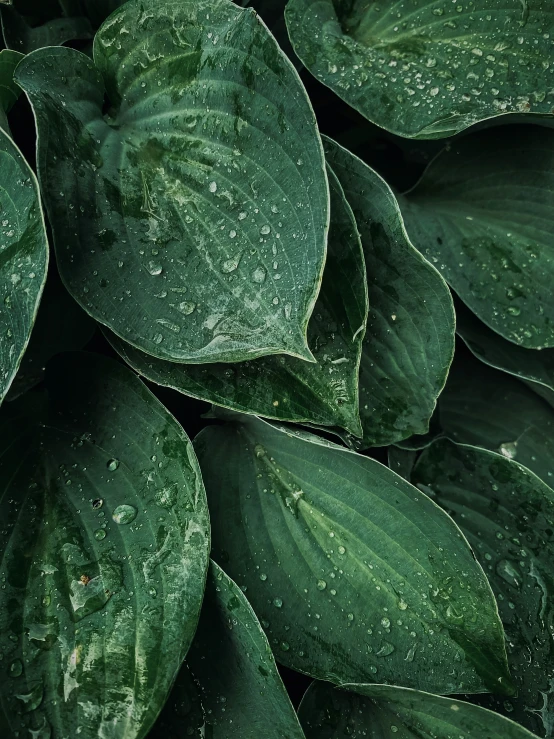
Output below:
[324,137,454,448]
[285,0,554,139]
[152,561,306,738]
[16,0,329,363]
[0,126,48,404]
[0,352,210,739]
[299,681,539,739]
[413,440,554,737]
[194,411,511,695]
[401,127,554,349]
[109,167,367,436]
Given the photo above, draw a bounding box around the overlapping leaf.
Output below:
[16,0,329,364]
[285,0,554,139]
[0,49,22,130]
[400,126,554,349]
[299,682,539,738]
[323,137,454,447]
[151,561,306,738]
[194,410,511,695]
[0,352,210,739]
[1,7,92,52]
[413,440,554,737]
[109,167,366,436]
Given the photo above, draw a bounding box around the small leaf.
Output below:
[194,410,511,695]
[413,440,554,737]
[151,561,306,738]
[0,352,210,739]
[324,137,454,447]
[436,352,554,487]
[299,681,540,738]
[400,126,554,349]
[456,299,554,409]
[285,0,554,139]
[16,0,329,364]
[0,126,48,404]
[108,166,367,436]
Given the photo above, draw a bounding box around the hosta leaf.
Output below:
[1,7,93,52]
[400,126,554,349]
[413,440,554,737]
[108,167,367,436]
[323,137,454,448]
[0,49,22,127]
[0,127,48,405]
[0,352,210,739]
[285,0,554,139]
[6,270,95,400]
[15,0,329,364]
[456,300,554,409]
[437,352,554,487]
[151,561,306,738]
[387,447,415,482]
[298,682,540,739]
[194,410,511,695]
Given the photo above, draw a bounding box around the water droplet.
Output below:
[252,266,267,283]
[260,225,271,235]
[92,498,103,509]
[147,261,162,276]
[259,573,268,581]
[376,642,395,657]
[496,559,521,589]
[112,504,137,525]
[273,597,283,608]
[15,683,43,712]
[317,579,327,590]
[221,255,241,273]
[499,441,517,459]
[338,545,346,555]
[209,181,217,193]
[8,659,23,677]
[381,617,391,629]
[107,459,120,471]
[178,301,196,315]
[280,641,290,651]
[94,529,106,541]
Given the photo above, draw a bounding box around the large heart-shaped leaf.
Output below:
[108,166,367,436]
[285,0,554,139]
[323,137,454,448]
[15,0,329,364]
[400,126,554,349]
[151,561,306,738]
[298,682,540,738]
[0,126,48,404]
[194,410,511,695]
[413,440,554,737]
[0,352,210,739]
[456,299,554,409]
[436,351,554,487]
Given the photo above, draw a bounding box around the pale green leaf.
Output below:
[15,0,329,363]
[194,410,511,695]
[413,440,554,737]
[299,682,540,738]
[285,0,554,139]
[400,126,554,349]
[108,166,367,436]
[0,352,210,739]
[323,136,454,448]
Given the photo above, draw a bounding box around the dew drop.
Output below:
[273,597,283,608]
[94,529,106,541]
[178,301,196,315]
[252,266,267,283]
[317,579,327,591]
[147,261,162,276]
[107,459,120,471]
[376,642,395,657]
[381,617,391,629]
[112,504,137,525]
[260,225,271,235]
[209,181,217,193]
[8,659,23,678]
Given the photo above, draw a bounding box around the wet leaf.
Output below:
[151,561,306,738]
[194,409,511,695]
[324,137,454,448]
[1,7,93,52]
[436,352,554,487]
[15,0,328,364]
[285,0,554,139]
[0,126,48,404]
[387,447,415,482]
[0,352,210,739]
[108,167,367,436]
[299,681,540,738]
[413,440,554,737]
[400,126,554,349]
[456,300,554,409]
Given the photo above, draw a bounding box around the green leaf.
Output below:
[1,7,93,52]
[412,439,554,737]
[298,682,540,738]
[0,127,48,405]
[387,447,415,482]
[6,270,95,400]
[108,166,367,436]
[284,0,554,139]
[436,352,554,488]
[400,126,554,349]
[0,49,23,121]
[0,351,210,739]
[194,410,511,695]
[323,137,454,448]
[15,0,329,364]
[152,561,306,738]
[456,299,554,409]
